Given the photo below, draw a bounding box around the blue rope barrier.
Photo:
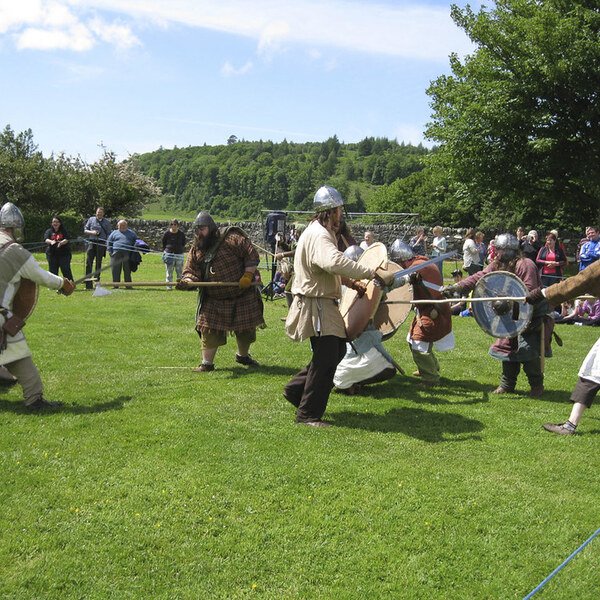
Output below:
[522,526,600,599]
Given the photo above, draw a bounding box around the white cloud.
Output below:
[1,0,139,51]
[61,0,473,61]
[89,17,140,50]
[221,60,254,77]
[17,23,94,51]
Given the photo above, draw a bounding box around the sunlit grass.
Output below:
[0,255,598,599]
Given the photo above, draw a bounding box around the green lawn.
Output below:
[0,252,599,599]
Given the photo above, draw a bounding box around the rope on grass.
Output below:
[522,526,600,600]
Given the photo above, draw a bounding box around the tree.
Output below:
[426,0,600,230]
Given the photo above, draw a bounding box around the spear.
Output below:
[91,281,262,288]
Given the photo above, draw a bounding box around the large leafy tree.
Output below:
[426,0,600,230]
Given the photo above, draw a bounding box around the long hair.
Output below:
[311,208,337,228]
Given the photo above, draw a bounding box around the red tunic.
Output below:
[408,256,452,343]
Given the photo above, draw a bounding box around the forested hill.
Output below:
[133,136,432,220]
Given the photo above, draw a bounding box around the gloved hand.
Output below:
[374,271,396,288]
[349,279,368,298]
[176,278,194,291]
[525,287,545,305]
[439,284,463,298]
[239,271,254,289]
[59,278,75,296]
[409,272,422,286]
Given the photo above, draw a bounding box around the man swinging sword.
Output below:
[0,202,75,410]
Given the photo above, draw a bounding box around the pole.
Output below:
[93,281,261,288]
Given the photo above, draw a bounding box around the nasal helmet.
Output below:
[313,186,344,212]
[390,239,415,263]
[494,233,519,261]
[193,211,217,233]
[343,244,364,262]
[0,202,25,241]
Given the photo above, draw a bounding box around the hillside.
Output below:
[133,136,431,219]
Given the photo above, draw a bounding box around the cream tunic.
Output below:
[286,220,375,342]
[0,232,63,364]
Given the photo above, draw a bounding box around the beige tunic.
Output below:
[0,232,63,364]
[285,220,375,341]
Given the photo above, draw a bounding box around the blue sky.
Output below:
[0,0,481,162]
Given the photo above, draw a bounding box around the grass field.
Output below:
[0,252,599,599]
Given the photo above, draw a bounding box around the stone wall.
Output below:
[105,219,585,263]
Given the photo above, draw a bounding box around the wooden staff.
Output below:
[382,294,600,306]
[92,281,262,288]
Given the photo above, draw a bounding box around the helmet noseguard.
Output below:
[0,202,25,241]
[343,244,364,262]
[390,239,415,263]
[313,186,344,212]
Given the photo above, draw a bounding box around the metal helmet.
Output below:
[193,211,217,233]
[343,244,364,262]
[390,239,414,263]
[0,202,25,241]
[313,186,344,212]
[494,233,519,261]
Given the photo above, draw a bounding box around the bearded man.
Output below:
[442,233,546,397]
[283,186,396,427]
[177,212,265,372]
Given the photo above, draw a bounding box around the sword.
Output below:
[392,251,457,285]
[58,256,128,293]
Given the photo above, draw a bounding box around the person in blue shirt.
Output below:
[107,220,137,288]
[578,226,600,271]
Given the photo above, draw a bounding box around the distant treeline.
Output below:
[133,136,431,220]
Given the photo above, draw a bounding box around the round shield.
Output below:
[373,260,412,341]
[472,271,532,339]
[339,242,388,340]
[12,278,38,320]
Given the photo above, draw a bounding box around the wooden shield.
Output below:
[373,261,413,341]
[12,278,38,320]
[339,242,388,340]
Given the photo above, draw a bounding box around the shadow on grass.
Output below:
[0,395,133,415]
[334,376,493,406]
[334,406,484,442]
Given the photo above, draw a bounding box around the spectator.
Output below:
[409,227,428,256]
[555,299,600,326]
[107,220,137,289]
[475,231,486,266]
[578,226,600,271]
[521,230,541,262]
[430,226,447,277]
[162,219,187,290]
[83,207,111,290]
[44,216,73,281]
[576,227,592,268]
[536,232,567,288]
[360,230,375,251]
[550,229,567,261]
[462,229,480,275]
